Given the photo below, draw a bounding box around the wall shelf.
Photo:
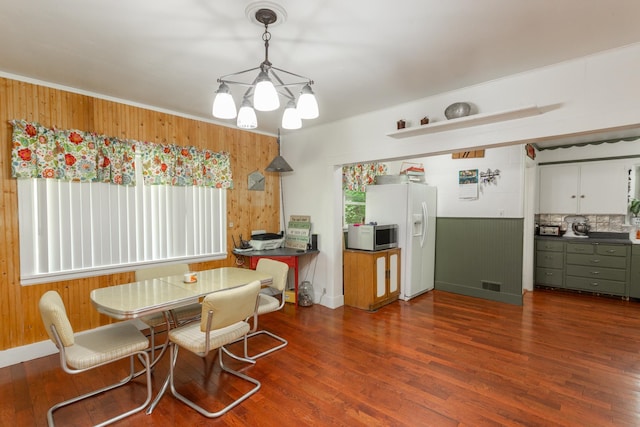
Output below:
[386,105,541,139]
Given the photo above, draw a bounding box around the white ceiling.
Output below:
[2,0,640,141]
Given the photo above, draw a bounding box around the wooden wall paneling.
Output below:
[0,81,11,350]
[48,86,60,127]
[36,85,48,125]
[251,132,267,225]
[2,80,21,351]
[0,76,280,351]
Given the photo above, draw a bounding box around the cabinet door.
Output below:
[388,250,399,294]
[631,246,640,298]
[375,254,387,298]
[579,162,627,214]
[539,161,628,215]
[539,164,579,214]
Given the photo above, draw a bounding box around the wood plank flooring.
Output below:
[3,288,640,426]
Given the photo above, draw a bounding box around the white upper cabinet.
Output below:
[539,161,628,215]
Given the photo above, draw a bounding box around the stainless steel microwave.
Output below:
[347,224,398,251]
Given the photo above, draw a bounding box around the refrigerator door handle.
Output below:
[420,201,428,247]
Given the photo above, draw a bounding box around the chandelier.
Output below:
[211,6,319,130]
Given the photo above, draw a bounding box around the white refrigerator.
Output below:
[365,182,437,300]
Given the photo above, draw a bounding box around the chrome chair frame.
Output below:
[168,281,262,418]
[242,258,290,359]
[39,291,152,427]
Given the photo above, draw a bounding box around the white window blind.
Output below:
[17,155,227,285]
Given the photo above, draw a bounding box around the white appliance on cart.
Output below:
[365,182,437,300]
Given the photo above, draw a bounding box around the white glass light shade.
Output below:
[296,84,319,119]
[237,100,258,129]
[281,100,302,130]
[253,71,280,111]
[212,83,237,119]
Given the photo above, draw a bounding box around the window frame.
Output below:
[16,155,227,286]
[343,189,366,227]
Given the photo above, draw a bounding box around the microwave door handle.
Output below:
[420,202,427,247]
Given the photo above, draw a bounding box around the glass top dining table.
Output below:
[90,267,273,320]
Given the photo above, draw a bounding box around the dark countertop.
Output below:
[535,232,632,245]
[233,247,319,257]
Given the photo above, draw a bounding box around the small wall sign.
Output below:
[525,144,536,160]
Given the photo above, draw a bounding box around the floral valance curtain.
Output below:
[139,142,231,187]
[10,119,232,188]
[342,162,388,192]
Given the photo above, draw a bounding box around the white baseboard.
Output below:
[0,319,147,369]
[0,340,58,368]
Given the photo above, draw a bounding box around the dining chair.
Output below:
[136,263,201,363]
[242,258,290,359]
[39,290,152,427]
[168,280,262,418]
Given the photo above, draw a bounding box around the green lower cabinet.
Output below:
[565,276,627,295]
[630,245,640,298]
[535,239,631,298]
[536,267,564,287]
[566,265,627,282]
[535,240,565,288]
[565,242,629,297]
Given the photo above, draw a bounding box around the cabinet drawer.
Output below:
[565,276,626,295]
[566,265,627,282]
[535,267,563,287]
[566,243,593,254]
[566,253,627,269]
[536,251,564,269]
[595,245,627,257]
[536,240,563,252]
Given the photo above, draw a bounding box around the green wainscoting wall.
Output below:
[435,218,524,305]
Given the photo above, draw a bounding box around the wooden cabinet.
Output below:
[538,161,627,214]
[343,248,400,311]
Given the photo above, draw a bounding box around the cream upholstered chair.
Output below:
[242,258,289,359]
[136,263,201,363]
[168,280,262,418]
[39,290,152,427]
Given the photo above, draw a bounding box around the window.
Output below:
[344,190,366,226]
[341,162,388,227]
[17,155,227,285]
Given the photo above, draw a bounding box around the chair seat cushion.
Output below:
[169,321,250,356]
[140,303,201,328]
[65,323,149,370]
[257,294,280,315]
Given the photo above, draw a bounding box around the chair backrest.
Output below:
[200,280,261,332]
[135,263,189,281]
[256,259,289,292]
[39,290,74,348]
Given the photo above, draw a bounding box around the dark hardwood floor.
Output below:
[4,288,640,426]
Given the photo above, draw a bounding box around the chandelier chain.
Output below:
[262,24,271,67]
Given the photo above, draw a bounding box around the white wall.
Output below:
[386,145,525,218]
[281,43,640,308]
